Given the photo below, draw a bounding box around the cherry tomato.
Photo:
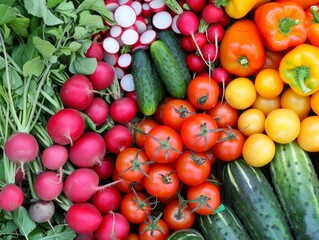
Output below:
[152,97,175,124]
[206,101,239,128]
[139,214,169,240]
[144,125,183,163]
[180,113,219,152]
[254,69,284,99]
[237,108,265,136]
[133,118,159,148]
[252,94,281,116]
[127,233,140,240]
[297,116,319,152]
[311,90,319,115]
[112,170,144,193]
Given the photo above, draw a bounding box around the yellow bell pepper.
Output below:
[279,44,319,96]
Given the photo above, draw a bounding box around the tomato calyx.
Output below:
[187,194,215,213]
[172,104,195,119]
[189,150,207,166]
[131,188,157,210]
[195,122,219,149]
[150,135,183,162]
[174,189,190,220]
[140,213,166,236]
[159,171,176,184]
[216,125,238,142]
[119,151,153,178]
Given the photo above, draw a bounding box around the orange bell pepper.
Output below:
[282,0,319,9]
[305,5,319,47]
[254,1,307,52]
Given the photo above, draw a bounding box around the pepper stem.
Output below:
[238,56,248,67]
[311,6,319,23]
[294,65,311,94]
[278,18,300,35]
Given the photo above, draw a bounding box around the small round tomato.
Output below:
[252,94,281,116]
[127,233,140,240]
[116,148,150,182]
[212,127,245,162]
[112,170,144,193]
[237,108,265,136]
[311,90,319,115]
[152,97,175,124]
[144,125,183,163]
[242,133,275,167]
[175,151,211,186]
[297,116,319,152]
[225,77,257,110]
[180,113,219,152]
[163,199,196,231]
[144,164,180,199]
[187,181,220,216]
[187,76,220,110]
[133,118,159,148]
[139,215,169,240]
[254,69,284,99]
[265,108,300,144]
[280,88,311,120]
[162,99,196,131]
[206,101,239,128]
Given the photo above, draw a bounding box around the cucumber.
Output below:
[269,141,319,239]
[150,58,166,103]
[198,203,251,240]
[150,40,187,98]
[131,49,160,116]
[167,228,205,240]
[222,159,294,240]
[157,30,191,85]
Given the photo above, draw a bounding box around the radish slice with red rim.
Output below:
[172,15,181,34]
[103,52,119,66]
[114,67,125,79]
[149,0,167,13]
[114,5,137,28]
[103,37,120,54]
[132,41,149,52]
[131,1,142,15]
[140,29,157,45]
[110,25,123,38]
[135,16,147,34]
[142,3,153,18]
[121,29,139,46]
[118,0,132,5]
[152,11,172,30]
[105,0,119,12]
[120,74,135,92]
[118,53,132,69]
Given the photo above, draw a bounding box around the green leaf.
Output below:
[41,225,76,240]
[45,27,62,40]
[0,56,5,70]
[47,0,64,9]
[28,226,46,240]
[1,23,11,41]
[69,55,97,75]
[59,41,82,55]
[3,67,23,91]
[22,57,45,77]
[79,10,104,30]
[55,1,76,20]
[13,207,36,237]
[9,16,30,37]
[73,26,89,40]
[0,0,16,6]
[0,4,16,25]
[33,36,56,59]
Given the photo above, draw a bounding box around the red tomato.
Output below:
[212,127,245,162]
[207,101,239,128]
[112,170,144,193]
[152,97,175,124]
[144,125,183,163]
[133,118,159,148]
[143,164,180,198]
[180,113,219,152]
[138,215,169,240]
[187,181,221,215]
[175,151,211,186]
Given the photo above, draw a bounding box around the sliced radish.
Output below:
[131,1,142,15]
[118,0,132,5]
[140,29,157,45]
[132,41,149,52]
[103,37,120,54]
[142,3,153,18]
[118,53,132,69]
[149,0,167,13]
[121,29,139,46]
[126,24,138,32]
[109,25,123,38]
[114,5,137,28]
[105,0,119,12]
[152,11,172,30]
[114,67,126,79]
[172,15,181,34]
[144,0,152,2]
[103,52,119,66]
[135,16,147,34]
[120,74,135,92]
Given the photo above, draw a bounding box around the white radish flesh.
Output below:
[142,3,153,18]
[103,52,119,66]
[110,25,123,38]
[119,0,132,5]
[114,5,137,28]
[120,74,135,92]
[140,29,157,45]
[118,53,132,69]
[103,37,120,54]
[149,0,167,13]
[105,1,119,12]
[114,66,126,79]
[131,1,142,15]
[121,29,139,46]
[135,16,147,34]
[172,15,181,34]
[152,11,172,30]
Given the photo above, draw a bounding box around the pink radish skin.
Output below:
[69,132,106,168]
[83,97,109,126]
[66,203,102,234]
[104,125,133,155]
[59,74,94,110]
[4,132,39,164]
[212,67,230,85]
[186,53,206,73]
[180,36,196,52]
[34,171,63,201]
[190,32,207,49]
[131,41,149,52]
[176,11,199,36]
[90,187,122,214]
[109,97,137,123]
[0,184,24,212]
[185,0,207,12]
[47,108,85,145]
[28,200,55,223]
[88,61,115,90]
[149,0,167,13]
[207,23,225,43]
[202,4,224,24]
[142,3,153,18]
[85,42,104,61]
[201,43,219,62]
[118,0,132,5]
[41,145,68,170]
[92,155,115,180]
[218,11,231,27]
[95,212,130,240]
[75,233,96,240]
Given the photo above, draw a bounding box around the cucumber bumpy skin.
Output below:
[167,228,205,240]
[270,141,319,240]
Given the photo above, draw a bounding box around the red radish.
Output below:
[66,203,102,234]
[92,154,115,180]
[104,0,119,11]
[185,0,207,12]
[202,4,224,23]
[201,43,219,62]
[103,37,120,54]
[217,10,231,27]
[131,41,149,52]
[88,61,115,90]
[139,29,156,45]
[90,187,122,214]
[85,42,104,61]
[109,25,123,38]
[119,0,132,5]
[103,52,119,66]
[142,3,153,18]
[109,97,137,123]
[95,212,130,240]
[180,36,196,52]
[15,168,24,186]
[190,32,207,49]
[149,0,167,13]
[75,233,96,240]
[34,171,63,201]
[131,1,142,15]
[135,16,147,34]
[212,67,229,85]
[186,53,207,73]
[28,200,55,223]
[152,11,172,30]
[83,97,109,126]
[114,66,126,79]
[104,124,132,154]
[176,11,199,36]
[69,132,106,168]
[121,29,139,46]
[118,53,132,69]
[47,108,85,145]
[120,74,135,92]
[207,23,225,43]
[4,132,39,165]
[0,184,24,211]
[114,5,137,28]
[59,74,94,110]
[172,15,181,34]
[125,91,138,105]
[63,168,120,203]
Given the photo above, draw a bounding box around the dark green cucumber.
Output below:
[222,159,294,240]
[167,228,205,240]
[150,40,187,98]
[131,49,159,116]
[198,204,251,240]
[157,30,191,85]
[270,141,319,240]
[150,58,166,103]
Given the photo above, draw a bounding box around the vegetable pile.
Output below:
[1,0,319,239]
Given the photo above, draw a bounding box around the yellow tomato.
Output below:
[252,94,281,116]
[310,91,319,115]
[242,133,275,167]
[237,108,265,136]
[297,116,319,152]
[280,88,311,120]
[265,108,300,144]
[254,68,284,99]
[225,77,256,110]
